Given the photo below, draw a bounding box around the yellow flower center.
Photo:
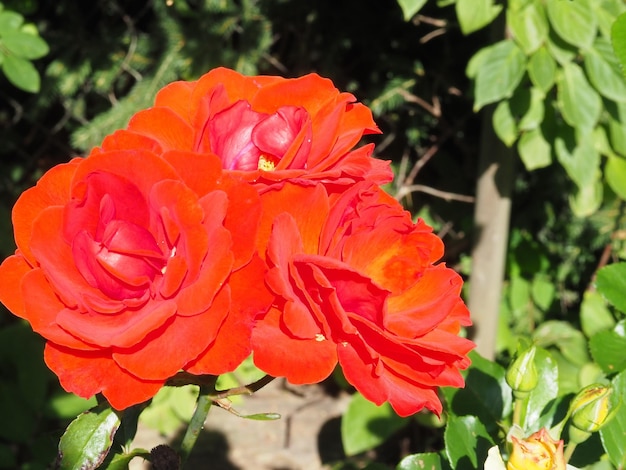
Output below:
[258,155,277,171]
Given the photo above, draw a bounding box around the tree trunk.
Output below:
[468,106,514,359]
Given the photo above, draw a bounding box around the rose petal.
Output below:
[127,107,194,152]
[113,287,231,380]
[44,343,163,410]
[252,307,337,384]
[12,160,78,264]
[56,299,177,348]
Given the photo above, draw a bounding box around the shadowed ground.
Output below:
[131,380,350,469]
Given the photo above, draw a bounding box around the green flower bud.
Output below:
[506,346,538,396]
[569,384,613,434]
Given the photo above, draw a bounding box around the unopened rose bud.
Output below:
[507,428,565,470]
[506,346,538,397]
[570,384,613,434]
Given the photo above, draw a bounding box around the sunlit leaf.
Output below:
[2,53,40,93]
[1,31,49,59]
[58,404,121,470]
[473,40,526,110]
[595,263,626,313]
[518,127,552,170]
[528,46,557,93]
[556,63,602,131]
[493,100,518,147]
[507,2,548,55]
[606,156,626,200]
[581,290,616,338]
[444,415,494,470]
[456,0,502,35]
[584,45,626,103]
[397,452,447,470]
[546,0,597,49]
[516,347,560,431]
[396,0,428,21]
[599,370,626,468]
[442,351,513,434]
[611,12,626,74]
[589,321,626,374]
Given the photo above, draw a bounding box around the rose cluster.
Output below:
[0,68,473,416]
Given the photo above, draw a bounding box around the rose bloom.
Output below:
[0,150,272,410]
[251,182,474,416]
[508,428,566,470]
[98,67,392,189]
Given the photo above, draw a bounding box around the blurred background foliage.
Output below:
[2,0,626,468]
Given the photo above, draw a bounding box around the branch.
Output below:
[396,184,475,203]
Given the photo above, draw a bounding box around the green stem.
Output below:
[512,396,524,427]
[564,441,577,463]
[179,385,214,468]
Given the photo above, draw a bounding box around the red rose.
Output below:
[0,150,272,410]
[97,67,392,188]
[251,182,474,416]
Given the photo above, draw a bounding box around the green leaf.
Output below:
[600,370,626,469]
[546,0,597,49]
[554,129,600,188]
[493,100,518,147]
[531,273,555,311]
[518,127,552,170]
[518,87,545,131]
[507,2,549,55]
[473,40,526,111]
[442,351,513,434]
[528,46,557,93]
[611,12,626,74]
[58,404,121,470]
[444,415,495,470]
[581,290,617,338]
[589,321,626,374]
[0,10,24,32]
[569,179,603,217]
[606,156,626,199]
[517,347,560,431]
[1,31,49,59]
[341,392,407,456]
[1,54,40,92]
[607,100,626,157]
[595,263,626,313]
[466,46,492,79]
[556,63,602,130]
[584,46,626,103]
[533,321,590,366]
[397,452,446,470]
[396,0,428,21]
[456,0,502,35]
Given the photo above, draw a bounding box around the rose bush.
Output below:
[0,67,473,422]
[97,67,392,190]
[0,149,272,409]
[251,182,474,416]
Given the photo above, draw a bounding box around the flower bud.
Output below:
[569,384,613,434]
[507,428,565,470]
[506,346,538,396]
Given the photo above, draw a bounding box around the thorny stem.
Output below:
[179,384,213,468]
[168,373,276,467]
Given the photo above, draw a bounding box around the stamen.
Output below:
[258,155,276,171]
